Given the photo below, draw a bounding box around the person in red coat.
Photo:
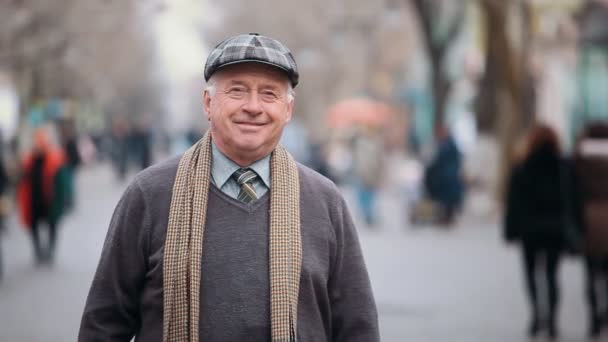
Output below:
[17,129,68,265]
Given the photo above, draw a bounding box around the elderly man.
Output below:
[79,33,379,342]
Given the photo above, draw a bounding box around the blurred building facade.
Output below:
[575,1,608,136]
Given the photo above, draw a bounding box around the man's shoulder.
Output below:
[131,155,181,196]
[296,162,342,200]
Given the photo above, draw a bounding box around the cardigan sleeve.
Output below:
[78,178,150,341]
[328,196,380,342]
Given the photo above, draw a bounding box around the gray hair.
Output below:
[204,75,295,103]
[205,76,218,97]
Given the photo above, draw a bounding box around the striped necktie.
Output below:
[232,168,259,203]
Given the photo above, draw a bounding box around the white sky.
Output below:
[154,0,210,83]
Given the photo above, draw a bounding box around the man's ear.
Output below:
[203,90,212,121]
[285,97,294,123]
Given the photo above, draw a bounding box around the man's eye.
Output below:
[261,91,278,99]
[228,88,246,97]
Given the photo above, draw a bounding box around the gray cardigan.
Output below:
[78,156,379,342]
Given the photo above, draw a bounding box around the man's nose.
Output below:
[243,92,263,115]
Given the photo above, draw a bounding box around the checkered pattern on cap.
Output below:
[162,130,302,342]
[204,33,299,87]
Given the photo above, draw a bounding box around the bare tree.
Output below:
[476,0,534,198]
[1,0,74,112]
[411,0,467,128]
[0,0,162,122]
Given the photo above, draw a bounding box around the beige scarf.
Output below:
[162,131,302,342]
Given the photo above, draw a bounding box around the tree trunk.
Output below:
[478,0,531,201]
[431,52,451,129]
[411,0,465,131]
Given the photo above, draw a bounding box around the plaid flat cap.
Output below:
[204,33,299,87]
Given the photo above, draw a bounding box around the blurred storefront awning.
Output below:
[326,97,395,129]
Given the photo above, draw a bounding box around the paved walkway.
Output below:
[0,163,593,341]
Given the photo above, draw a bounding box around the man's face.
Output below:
[204,63,294,165]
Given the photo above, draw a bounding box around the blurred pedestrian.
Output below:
[61,118,82,171]
[0,138,10,280]
[17,128,69,265]
[352,124,385,226]
[131,116,153,171]
[423,124,465,226]
[573,122,608,338]
[79,33,379,342]
[504,124,573,339]
[326,136,353,185]
[309,141,333,181]
[59,118,80,212]
[110,117,130,180]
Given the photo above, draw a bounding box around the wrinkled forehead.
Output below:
[213,62,290,89]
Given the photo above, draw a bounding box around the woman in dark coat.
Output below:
[504,124,570,339]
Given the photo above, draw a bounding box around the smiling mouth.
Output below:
[235,122,265,127]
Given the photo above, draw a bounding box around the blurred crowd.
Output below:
[0,112,160,278]
[504,122,608,339]
[0,91,607,342]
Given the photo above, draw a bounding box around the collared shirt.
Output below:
[211,142,271,200]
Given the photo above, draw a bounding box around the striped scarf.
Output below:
[162,131,302,342]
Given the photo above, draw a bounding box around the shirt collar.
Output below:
[211,141,271,188]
